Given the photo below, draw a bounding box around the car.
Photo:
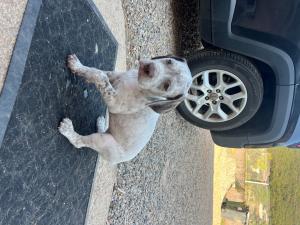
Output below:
[177,0,300,148]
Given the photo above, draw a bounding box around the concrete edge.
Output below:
[0,0,41,146]
[0,0,28,92]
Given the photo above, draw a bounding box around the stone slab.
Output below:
[0,0,117,224]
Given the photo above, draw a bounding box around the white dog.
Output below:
[58,54,192,164]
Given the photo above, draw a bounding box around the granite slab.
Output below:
[0,0,117,224]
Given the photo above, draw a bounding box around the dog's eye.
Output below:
[166,59,172,65]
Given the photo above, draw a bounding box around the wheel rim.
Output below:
[184,69,248,123]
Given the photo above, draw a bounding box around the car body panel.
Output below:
[211,0,295,85]
[199,0,212,43]
[281,84,300,146]
[212,85,294,147]
[286,118,300,147]
[199,0,300,147]
[232,0,300,85]
[246,85,294,145]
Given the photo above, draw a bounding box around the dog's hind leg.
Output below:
[58,118,125,164]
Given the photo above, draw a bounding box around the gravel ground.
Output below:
[107,1,213,224]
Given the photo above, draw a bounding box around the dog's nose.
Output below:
[140,62,154,78]
[143,64,151,75]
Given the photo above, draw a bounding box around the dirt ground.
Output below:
[107,1,214,224]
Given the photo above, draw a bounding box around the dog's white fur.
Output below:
[58,54,192,164]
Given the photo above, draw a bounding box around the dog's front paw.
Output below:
[58,118,75,138]
[97,116,109,133]
[67,54,83,73]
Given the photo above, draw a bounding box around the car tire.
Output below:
[177,49,264,131]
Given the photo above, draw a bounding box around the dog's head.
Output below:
[138,55,192,114]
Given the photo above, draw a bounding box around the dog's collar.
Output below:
[146,96,167,102]
[151,55,186,62]
[146,94,184,103]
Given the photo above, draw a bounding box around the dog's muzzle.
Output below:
[138,62,154,78]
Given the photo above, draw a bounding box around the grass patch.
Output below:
[269,147,300,225]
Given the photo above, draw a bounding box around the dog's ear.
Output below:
[147,94,185,114]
